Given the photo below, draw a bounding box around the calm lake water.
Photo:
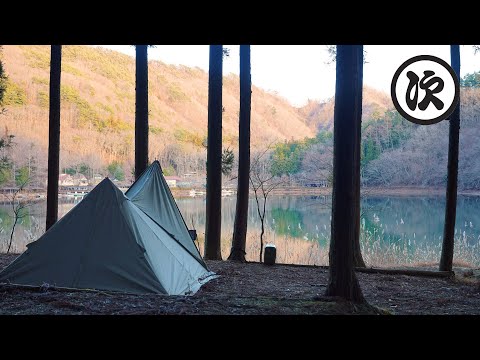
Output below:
[1,195,479,267]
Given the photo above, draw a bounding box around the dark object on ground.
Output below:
[264,244,276,265]
[189,230,197,241]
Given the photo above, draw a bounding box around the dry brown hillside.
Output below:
[1,45,314,175]
[298,87,393,131]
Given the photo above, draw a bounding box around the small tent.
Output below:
[126,161,205,267]
[0,179,215,295]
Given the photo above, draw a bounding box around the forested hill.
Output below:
[298,87,393,131]
[7,45,476,189]
[1,45,316,175]
[1,45,401,185]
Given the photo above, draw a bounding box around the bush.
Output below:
[65,167,76,175]
[21,46,50,69]
[174,129,204,147]
[0,152,12,185]
[37,91,49,108]
[96,102,114,114]
[167,83,189,102]
[0,167,11,186]
[95,115,133,133]
[271,140,309,176]
[63,63,83,76]
[149,126,163,135]
[461,71,480,88]
[32,76,49,86]
[162,165,175,176]
[15,166,29,186]
[106,161,125,181]
[78,163,91,176]
[3,80,27,106]
[61,85,100,128]
[0,56,7,106]
[62,45,134,84]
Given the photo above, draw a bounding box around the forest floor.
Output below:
[1,253,479,315]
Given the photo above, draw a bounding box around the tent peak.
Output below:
[97,177,116,188]
[93,178,125,199]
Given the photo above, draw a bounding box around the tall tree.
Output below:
[325,45,365,302]
[229,45,251,262]
[135,45,149,179]
[325,45,366,267]
[440,45,461,272]
[46,45,62,231]
[353,46,366,268]
[204,45,223,260]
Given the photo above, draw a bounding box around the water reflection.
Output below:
[1,195,479,266]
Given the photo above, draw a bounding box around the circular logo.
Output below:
[391,55,459,125]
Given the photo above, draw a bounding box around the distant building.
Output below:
[299,179,329,188]
[164,176,182,188]
[58,174,74,187]
[73,174,88,186]
[91,174,104,186]
[177,181,193,188]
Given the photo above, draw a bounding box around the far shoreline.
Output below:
[172,186,480,198]
[2,186,480,203]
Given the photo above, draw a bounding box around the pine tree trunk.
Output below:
[204,45,223,261]
[46,45,62,231]
[353,48,366,268]
[135,45,149,180]
[440,45,461,272]
[325,45,365,303]
[229,45,251,262]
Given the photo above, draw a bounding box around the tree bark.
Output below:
[353,47,366,268]
[440,45,461,272]
[204,45,223,260]
[135,45,149,180]
[229,45,251,262]
[325,45,365,303]
[46,45,62,231]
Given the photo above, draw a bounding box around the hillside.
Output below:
[298,87,393,131]
[1,45,404,187]
[4,45,480,190]
[0,45,315,180]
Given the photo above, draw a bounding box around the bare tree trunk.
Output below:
[353,47,366,268]
[7,217,18,254]
[229,45,251,262]
[252,185,263,262]
[260,216,265,262]
[204,45,223,260]
[46,45,62,231]
[135,45,149,180]
[259,192,267,262]
[440,45,460,272]
[325,45,365,303]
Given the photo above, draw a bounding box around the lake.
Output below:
[1,194,479,267]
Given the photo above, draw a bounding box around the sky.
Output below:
[99,45,480,107]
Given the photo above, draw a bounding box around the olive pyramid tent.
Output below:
[126,161,206,267]
[0,178,216,295]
